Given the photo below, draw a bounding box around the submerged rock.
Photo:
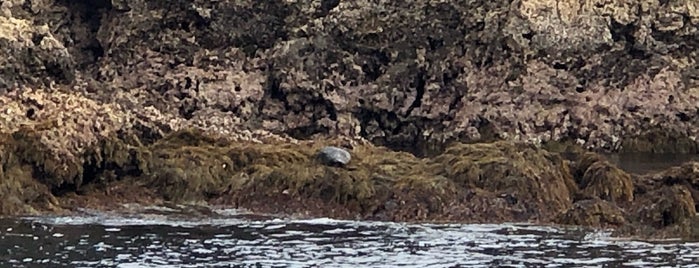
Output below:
[316,146,351,167]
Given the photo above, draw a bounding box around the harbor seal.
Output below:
[316,146,351,167]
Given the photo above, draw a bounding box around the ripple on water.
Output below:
[0,212,697,267]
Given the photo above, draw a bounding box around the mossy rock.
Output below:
[139,129,463,217]
[648,162,699,205]
[140,130,396,207]
[10,124,85,188]
[580,162,634,202]
[232,140,451,211]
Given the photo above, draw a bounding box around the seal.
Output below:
[316,146,351,167]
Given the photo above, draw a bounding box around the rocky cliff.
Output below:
[3,0,699,155]
[1,0,699,239]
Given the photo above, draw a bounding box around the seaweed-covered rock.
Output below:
[433,141,575,221]
[223,137,458,221]
[144,142,237,202]
[556,198,626,227]
[3,0,699,242]
[635,185,696,229]
[0,89,132,189]
[634,161,699,211]
[574,153,634,203]
[0,134,58,214]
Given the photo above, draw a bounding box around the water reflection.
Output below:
[1,209,698,267]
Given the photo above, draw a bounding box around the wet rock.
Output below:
[556,198,626,227]
[316,146,351,167]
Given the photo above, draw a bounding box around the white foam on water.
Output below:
[3,212,699,267]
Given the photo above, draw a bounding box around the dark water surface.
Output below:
[607,152,699,174]
[1,207,698,267]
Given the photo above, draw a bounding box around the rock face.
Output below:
[0,0,697,155]
[1,0,699,240]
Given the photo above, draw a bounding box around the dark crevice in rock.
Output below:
[56,0,111,69]
[200,2,292,56]
[50,181,78,197]
[286,98,337,139]
[354,107,445,157]
[677,112,691,122]
[325,100,338,122]
[31,33,45,45]
[609,20,637,44]
[178,101,198,120]
[552,62,567,70]
[360,50,390,82]
[258,65,292,119]
[268,69,287,105]
[287,125,330,139]
[355,109,399,138]
[318,0,340,16]
[405,70,426,116]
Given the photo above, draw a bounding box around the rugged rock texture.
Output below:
[1,0,698,155]
[1,0,699,240]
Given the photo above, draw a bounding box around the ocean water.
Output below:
[1,207,697,267]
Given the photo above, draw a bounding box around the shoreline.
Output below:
[2,122,699,241]
[1,0,699,241]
